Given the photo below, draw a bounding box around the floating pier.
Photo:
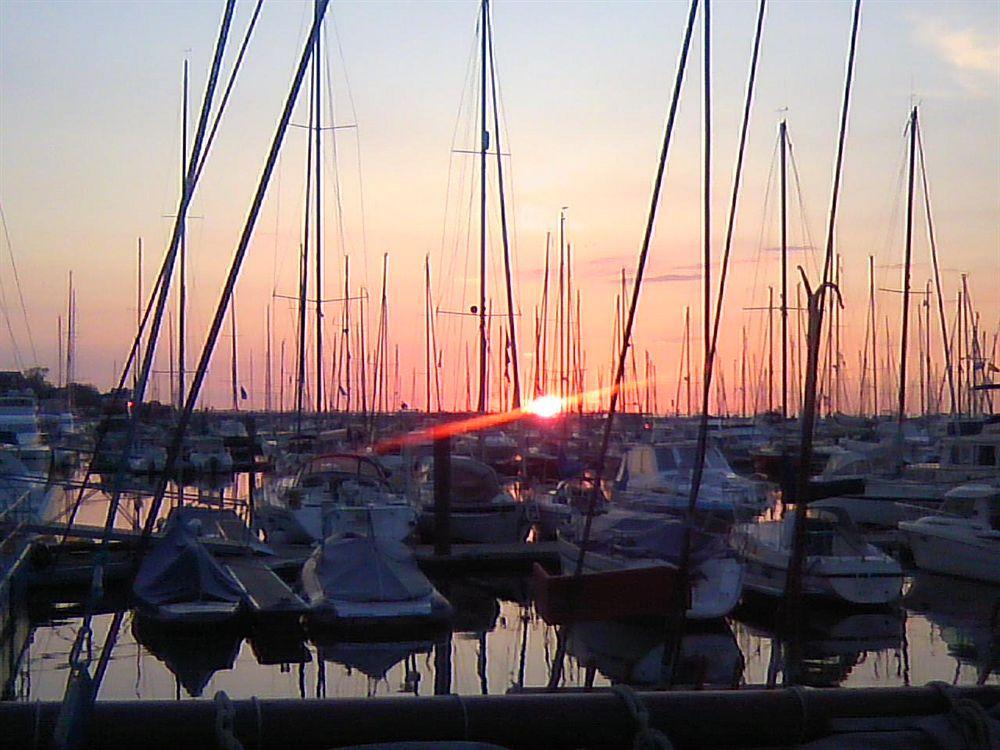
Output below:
[2,685,996,749]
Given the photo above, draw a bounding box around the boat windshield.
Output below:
[306,455,383,479]
[664,445,729,472]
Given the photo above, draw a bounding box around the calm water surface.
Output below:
[10,475,998,701]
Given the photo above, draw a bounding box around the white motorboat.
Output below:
[256,454,417,544]
[615,440,767,517]
[0,392,51,474]
[898,483,1000,584]
[534,475,608,540]
[185,435,233,474]
[731,507,904,606]
[414,456,528,544]
[818,428,1000,528]
[557,508,744,620]
[0,447,54,523]
[132,517,247,626]
[302,532,452,638]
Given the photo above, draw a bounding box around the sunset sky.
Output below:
[1,0,997,414]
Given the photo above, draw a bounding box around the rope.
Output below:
[788,685,809,746]
[928,681,998,750]
[611,685,674,750]
[214,691,246,750]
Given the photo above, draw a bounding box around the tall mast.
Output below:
[897,106,917,427]
[230,295,239,411]
[178,57,188,410]
[265,304,272,412]
[57,316,63,389]
[924,280,932,414]
[540,233,550,396]
[136,237,143,394]
[741,325,747,416]
[425,254,432,412]
[65,271,74,388]
[484,5,520,409]
[476,0,489,413]
[344,256,351,411]
[566,242,573,402]
[779,120,789,422]
[558,208,566,400]
[869,254,878,416]
[313,0,323,413]
[684,305,691,416]
[768,286,774,414]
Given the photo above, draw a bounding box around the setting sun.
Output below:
[525,395,563,419]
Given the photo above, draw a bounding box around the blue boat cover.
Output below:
[303,534,433,604]
[589,513,724,566]
[133,519,245,607]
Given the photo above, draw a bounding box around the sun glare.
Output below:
[526,395,562,419]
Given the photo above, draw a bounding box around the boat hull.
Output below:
[899,523,1000,584]
[556,537,742,620]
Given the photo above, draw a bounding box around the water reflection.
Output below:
[10,470,1000,701]
[735,607,907,687]
[132,616,242,697]
[566,619,743,689]
[905,572,1000,685]
[12,575,1000,703]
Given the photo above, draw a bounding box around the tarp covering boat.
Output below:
[133,519,246,608]
[302,534,433,605]
[447,456,501,505]
[586,512,725,566]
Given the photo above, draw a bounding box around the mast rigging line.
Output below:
[548,0,700,690]
[785,0,862,623]
[0,200,38,364]
[57,0,239,721]
[915,121,957,415]
[685,0,766,519]
[60,0,265,543]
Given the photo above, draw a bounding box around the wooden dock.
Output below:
[224,557,307,620]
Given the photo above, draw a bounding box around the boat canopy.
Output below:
[304,533,432,604]
[133,520,245,607]
[589,513,723,566]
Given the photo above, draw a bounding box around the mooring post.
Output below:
[433,435,451,557]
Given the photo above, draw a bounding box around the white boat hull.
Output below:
[556,537,743,620]
[900,524,1000,584]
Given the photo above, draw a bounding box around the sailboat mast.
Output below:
[869,254,878,416]
[540,233,550,396]
[57,316,63,389]
[476,0,489,413]
[779,120,789,421]
[230,296,238,411]
[897,106,917,427]
[764,286,773,413]
[425,254,432,412]
[136,237,143,394]
[484,6,520,409]
[66,271,74,387]
[178,57,188,410]
[265,304,272,412]
[313,0,323,414]
[344,256,351,412]
[558,209,566,400]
